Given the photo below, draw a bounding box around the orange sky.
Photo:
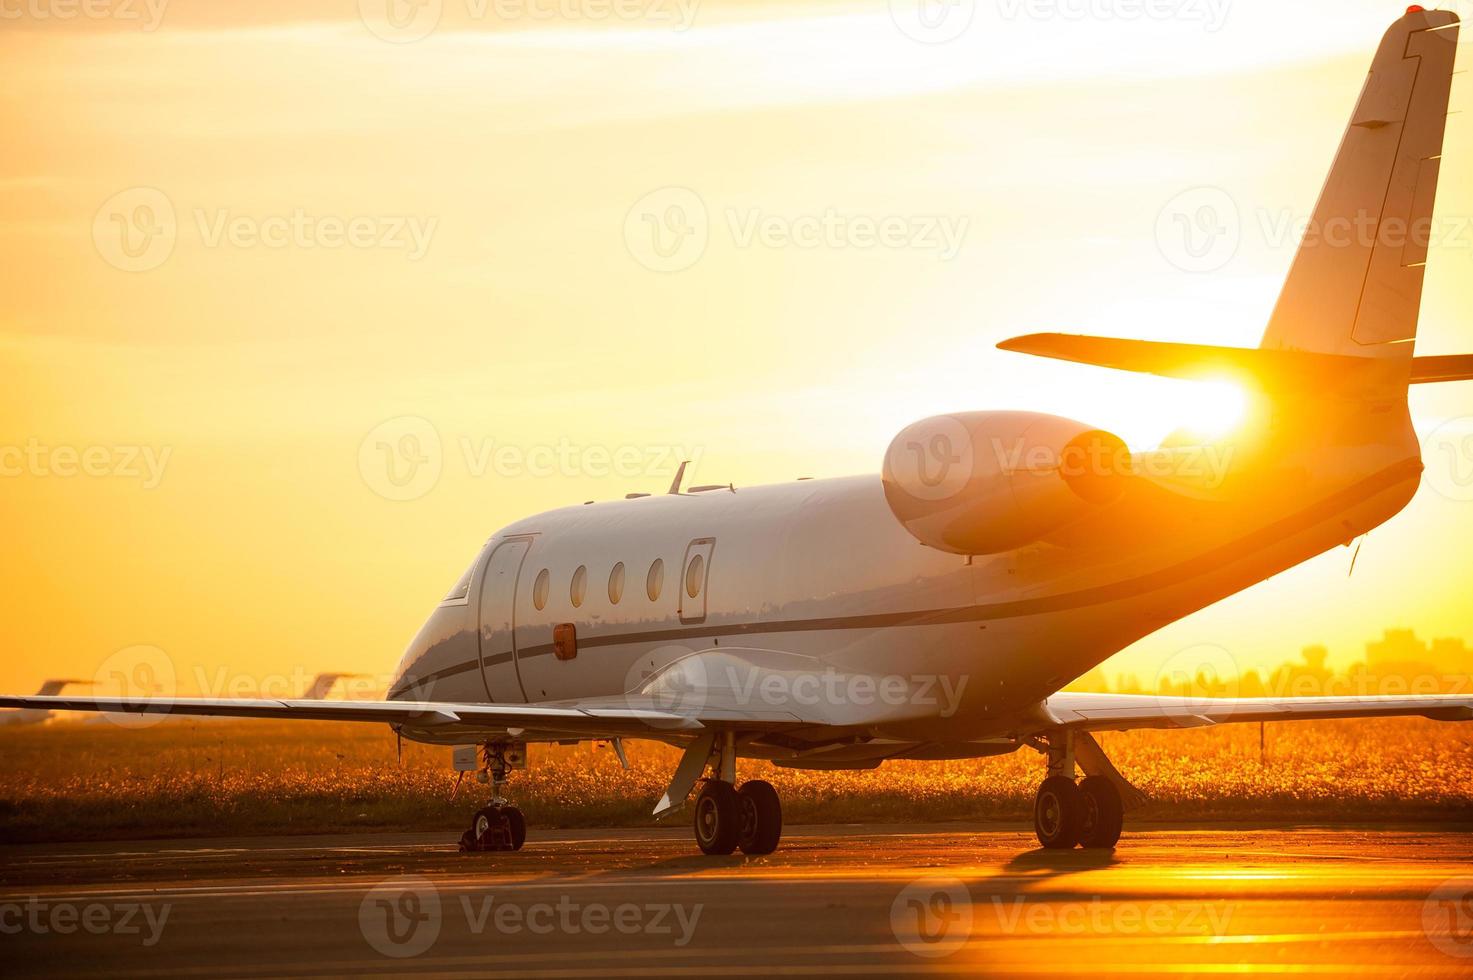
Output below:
[2,0,1471,696]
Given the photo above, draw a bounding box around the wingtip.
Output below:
[996,332,1053,353]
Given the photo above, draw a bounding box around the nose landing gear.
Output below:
[458,741,528,853]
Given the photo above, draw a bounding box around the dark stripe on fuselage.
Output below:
[392,458,1420,699]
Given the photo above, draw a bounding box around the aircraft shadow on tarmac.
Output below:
[1003,847,1122,878]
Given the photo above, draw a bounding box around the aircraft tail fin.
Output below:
[1259,8,1459,359]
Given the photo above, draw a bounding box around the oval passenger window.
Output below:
[646,559,664,601]
[685,553,704,598]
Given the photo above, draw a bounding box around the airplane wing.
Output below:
[0,693,774,737]
[1039,691,1473,732]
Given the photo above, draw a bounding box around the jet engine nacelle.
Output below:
[882,411,1129,555]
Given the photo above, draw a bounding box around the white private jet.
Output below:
[4,9,1471,855]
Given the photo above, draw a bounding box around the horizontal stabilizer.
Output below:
[1409,354,1473,384]
[999,333,1473,386]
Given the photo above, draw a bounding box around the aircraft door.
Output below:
[477,538,531,702]
[679,537,715,624]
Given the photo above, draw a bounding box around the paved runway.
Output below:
[3,824,1472,976]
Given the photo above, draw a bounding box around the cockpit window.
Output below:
[442,557,477,603]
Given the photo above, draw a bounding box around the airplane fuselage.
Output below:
[389,398,1422,763]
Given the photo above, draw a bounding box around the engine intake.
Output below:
[882,411,1129,555]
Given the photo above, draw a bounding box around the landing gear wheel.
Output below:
[461,803,526,852]
[1034,775,1084,850]
[1076,776,1123,849]
[693,780,741,855]
[735,780,783,855]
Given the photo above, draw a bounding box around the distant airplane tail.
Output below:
[1259,7,1459,360]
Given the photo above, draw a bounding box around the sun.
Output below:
[1179,379,1250,438]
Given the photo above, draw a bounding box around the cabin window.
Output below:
[685,553,705,598]
[533,568,550,610]
[608,562,625,603]
[646,558,664,601]
[570,565,588,607]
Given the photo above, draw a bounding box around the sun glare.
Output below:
[1180,380,1249,438]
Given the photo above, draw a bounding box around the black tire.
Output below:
[471,806,499,850]
[693,780,740,855]
[1034,775,1084,850]
[470,804,525,851]
[736,780,783,855]
[504,805,527,851]
[1076,776,1123,849]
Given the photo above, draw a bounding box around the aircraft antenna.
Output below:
[667,460,689,494]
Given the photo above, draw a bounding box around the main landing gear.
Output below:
[1029,731,1125,850]
[692,732,783,856]
[459,741,528,853]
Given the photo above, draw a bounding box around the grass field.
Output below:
[1,716,1469,842]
